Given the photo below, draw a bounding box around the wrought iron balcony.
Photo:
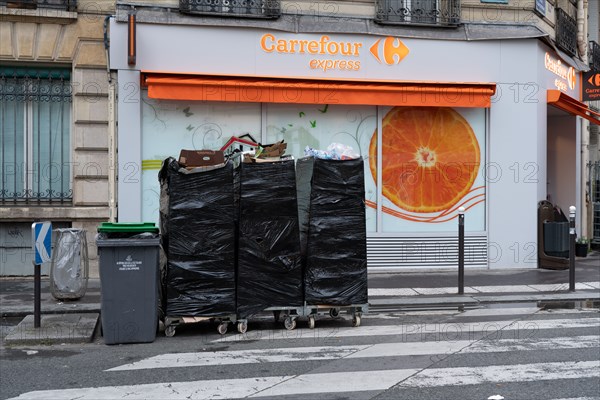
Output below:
[375,0,461,27]
[555,8,577,57]
[179,0,280,19]
[590,41,600,71]
[0,0,76,11]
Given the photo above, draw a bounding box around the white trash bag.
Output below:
[50,228,89,300]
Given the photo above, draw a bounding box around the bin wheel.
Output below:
[273,310,281,323]
[308,316,315,329]
[217,322,228,335]
[329,308,340,318]
[284,317,296,330]
[237,321,248,334]
[352,315,361,327]
[165,325,176,337]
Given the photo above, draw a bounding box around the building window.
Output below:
[375,0,461,27]
[589,41,600,71]
[0,1,76,11]
[179,0,281,19]
[0,67,72,204]
[555,7,577,56]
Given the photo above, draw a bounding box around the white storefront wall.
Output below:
[109,21,582,269]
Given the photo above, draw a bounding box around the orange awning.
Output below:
[143,74,496,108]
[547,90,600,125]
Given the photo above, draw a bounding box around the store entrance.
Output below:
[546,106,577,217]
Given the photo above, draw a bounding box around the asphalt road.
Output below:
[1,302,599,400]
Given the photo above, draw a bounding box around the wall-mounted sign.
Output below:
[545,52,576,92]
[535,0,546,16]
[582,70,600,101]
[259,34,409,73]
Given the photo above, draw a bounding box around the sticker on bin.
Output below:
[117,255,142,271]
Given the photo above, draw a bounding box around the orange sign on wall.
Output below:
[545,52,576,92]
[259,34,410,72]
[582,70,600,101]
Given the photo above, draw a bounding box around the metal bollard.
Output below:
[569,206,576,292]
[458,207,465,295]
[34,262,41,328]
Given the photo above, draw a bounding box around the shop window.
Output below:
[139,94,487,234]
[179,0,280,19]
[0,67,72,204]
[375,0,461,26]
[0,1,76,11]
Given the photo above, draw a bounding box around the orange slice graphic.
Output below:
[369,107,480,213]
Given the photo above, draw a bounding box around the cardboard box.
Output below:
[179,150,225,167]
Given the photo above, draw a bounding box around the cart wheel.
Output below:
[352,315,361,327]
[217,322,228,335]
[284,317,297,330]
[273,310,281,323]
[165,325,176,337]
[308,316,315,329]
[237,321,248,334]
[329,308,340,318]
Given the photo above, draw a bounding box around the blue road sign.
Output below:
[32,222,52,264]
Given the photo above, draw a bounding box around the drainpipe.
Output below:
[577,0,587,63]
[104,16,117,223]
[577,0,590,238]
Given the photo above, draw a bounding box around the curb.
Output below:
[2,292,598,318]
[369,291,600,309]
[2,313,99,346]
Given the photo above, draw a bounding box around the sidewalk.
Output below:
[1,251,598,345]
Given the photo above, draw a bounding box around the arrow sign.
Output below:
[587,73,600,86]
[32,222,52,264]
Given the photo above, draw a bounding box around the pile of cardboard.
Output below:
[178,150,225,169]
[243,140,290,163]
[178,139,290,168]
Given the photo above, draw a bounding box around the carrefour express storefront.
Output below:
[109,20,587,269]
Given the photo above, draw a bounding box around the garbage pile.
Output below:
[157,140,368,329]
[297,156,368,306]
[159,156,237,318]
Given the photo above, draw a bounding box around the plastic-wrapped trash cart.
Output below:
[50,228,89,301]
[235,159,304,333]
[297,156,369,329]
[158,157,237,337]
[96,223,160,345]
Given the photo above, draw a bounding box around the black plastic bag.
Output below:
[159,157,237,317]
[297,157,368,306]
[236,160,303,318]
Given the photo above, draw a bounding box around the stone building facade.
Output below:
[0,0,115,276]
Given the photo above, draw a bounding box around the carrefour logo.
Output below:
[370,37,410,65]
[566,66,576,90]
[545,52,577,92]
[259,34,409,72]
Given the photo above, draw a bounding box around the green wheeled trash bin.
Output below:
[96,223,160,345]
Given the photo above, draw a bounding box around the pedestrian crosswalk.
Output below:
[7,305,600,400]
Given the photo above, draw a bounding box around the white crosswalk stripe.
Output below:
[212,316,600,343]
[108,335,599,371]
[8,307,600,400]
[397,361,600,388]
